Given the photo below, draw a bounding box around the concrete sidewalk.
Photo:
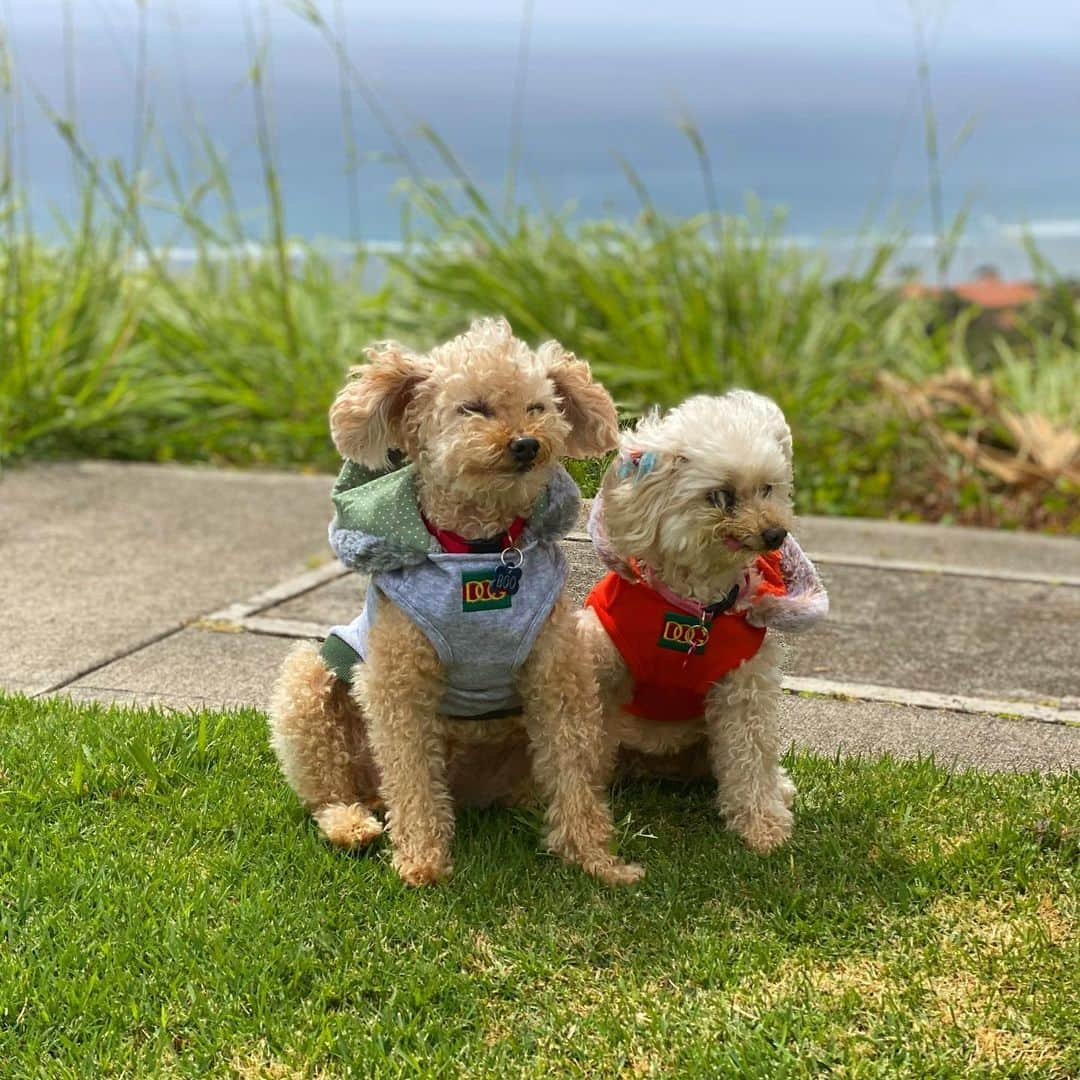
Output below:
[3,461,1078,771]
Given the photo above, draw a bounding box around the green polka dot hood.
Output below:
[328,458,582,573]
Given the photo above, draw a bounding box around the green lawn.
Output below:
[1,694,1077,1078]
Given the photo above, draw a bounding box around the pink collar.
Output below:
[630,558,745,620]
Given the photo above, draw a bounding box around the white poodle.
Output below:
[580,392,828,852]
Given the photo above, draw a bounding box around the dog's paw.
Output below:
[776,767,797,809]
[592,859,646,887]
[726,802,793,854]
[555,848,645,886]
[393,852,454,887]
[314,802,384,850]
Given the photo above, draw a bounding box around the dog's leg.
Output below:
[357,599,454,886]
[576,607,634,783]
[519,597,644,885]
[268,643,384,849]
[705,636,795,853]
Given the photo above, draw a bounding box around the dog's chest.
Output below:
[380,543,564,647]
[587,572,768,724]
[341,539,568,718]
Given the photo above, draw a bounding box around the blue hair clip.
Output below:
[636,451,657,478]
[616,450,657,483]
[616,453,637,481]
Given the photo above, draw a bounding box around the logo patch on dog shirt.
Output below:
[658,612,710,653]
[461,570,513,612]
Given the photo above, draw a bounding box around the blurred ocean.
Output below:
[9,2,1080,279]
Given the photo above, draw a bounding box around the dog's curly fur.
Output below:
[269,317,642,886]
[579,391,799,853]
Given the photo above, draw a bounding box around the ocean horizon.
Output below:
[125,229,1080,287]
[9,1,1080,280]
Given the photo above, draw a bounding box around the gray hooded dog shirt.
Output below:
[321,460,579,719]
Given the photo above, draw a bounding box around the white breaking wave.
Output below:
[117,226,1080,284]
[127,239,408,269]
[999,219,1080,240]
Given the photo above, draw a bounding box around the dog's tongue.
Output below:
[723,537,744,552]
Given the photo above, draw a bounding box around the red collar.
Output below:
[421,513,527,554]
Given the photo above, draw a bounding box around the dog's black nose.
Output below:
[509,437,540,464]
[761,526,787,550]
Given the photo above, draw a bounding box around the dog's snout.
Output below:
[761,526,787,550]
[508,437,540,464]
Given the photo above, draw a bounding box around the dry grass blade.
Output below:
[998,412,1080,480]
[880,368,1080,490]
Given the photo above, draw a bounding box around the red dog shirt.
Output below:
[585,552,786,723]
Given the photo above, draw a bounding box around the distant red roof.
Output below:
[902,277,1038,309]
[952,279,1038,308]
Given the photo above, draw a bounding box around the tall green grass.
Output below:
[0,4,1076,532]
[394,167,920,516]
[0,228,394,468]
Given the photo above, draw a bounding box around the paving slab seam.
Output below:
[239,615,329,639]
[201,561,347,624]
[201,615,324,639]
[34,565,346,699]
[563,534,1080,588]
[785,676,1080,727]
[793,554,1080,588]
[200,613,1079,727]
[32,622,189,698]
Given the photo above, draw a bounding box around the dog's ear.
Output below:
[538,342,619,458]
[330,341,428,467]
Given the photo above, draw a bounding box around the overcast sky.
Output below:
[11,0,1080,55]
[8,0,1080,244]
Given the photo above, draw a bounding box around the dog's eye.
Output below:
[526,402,546,414]
[459,401,493,418]
[707,488,736,512]
[761,484,773,498]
